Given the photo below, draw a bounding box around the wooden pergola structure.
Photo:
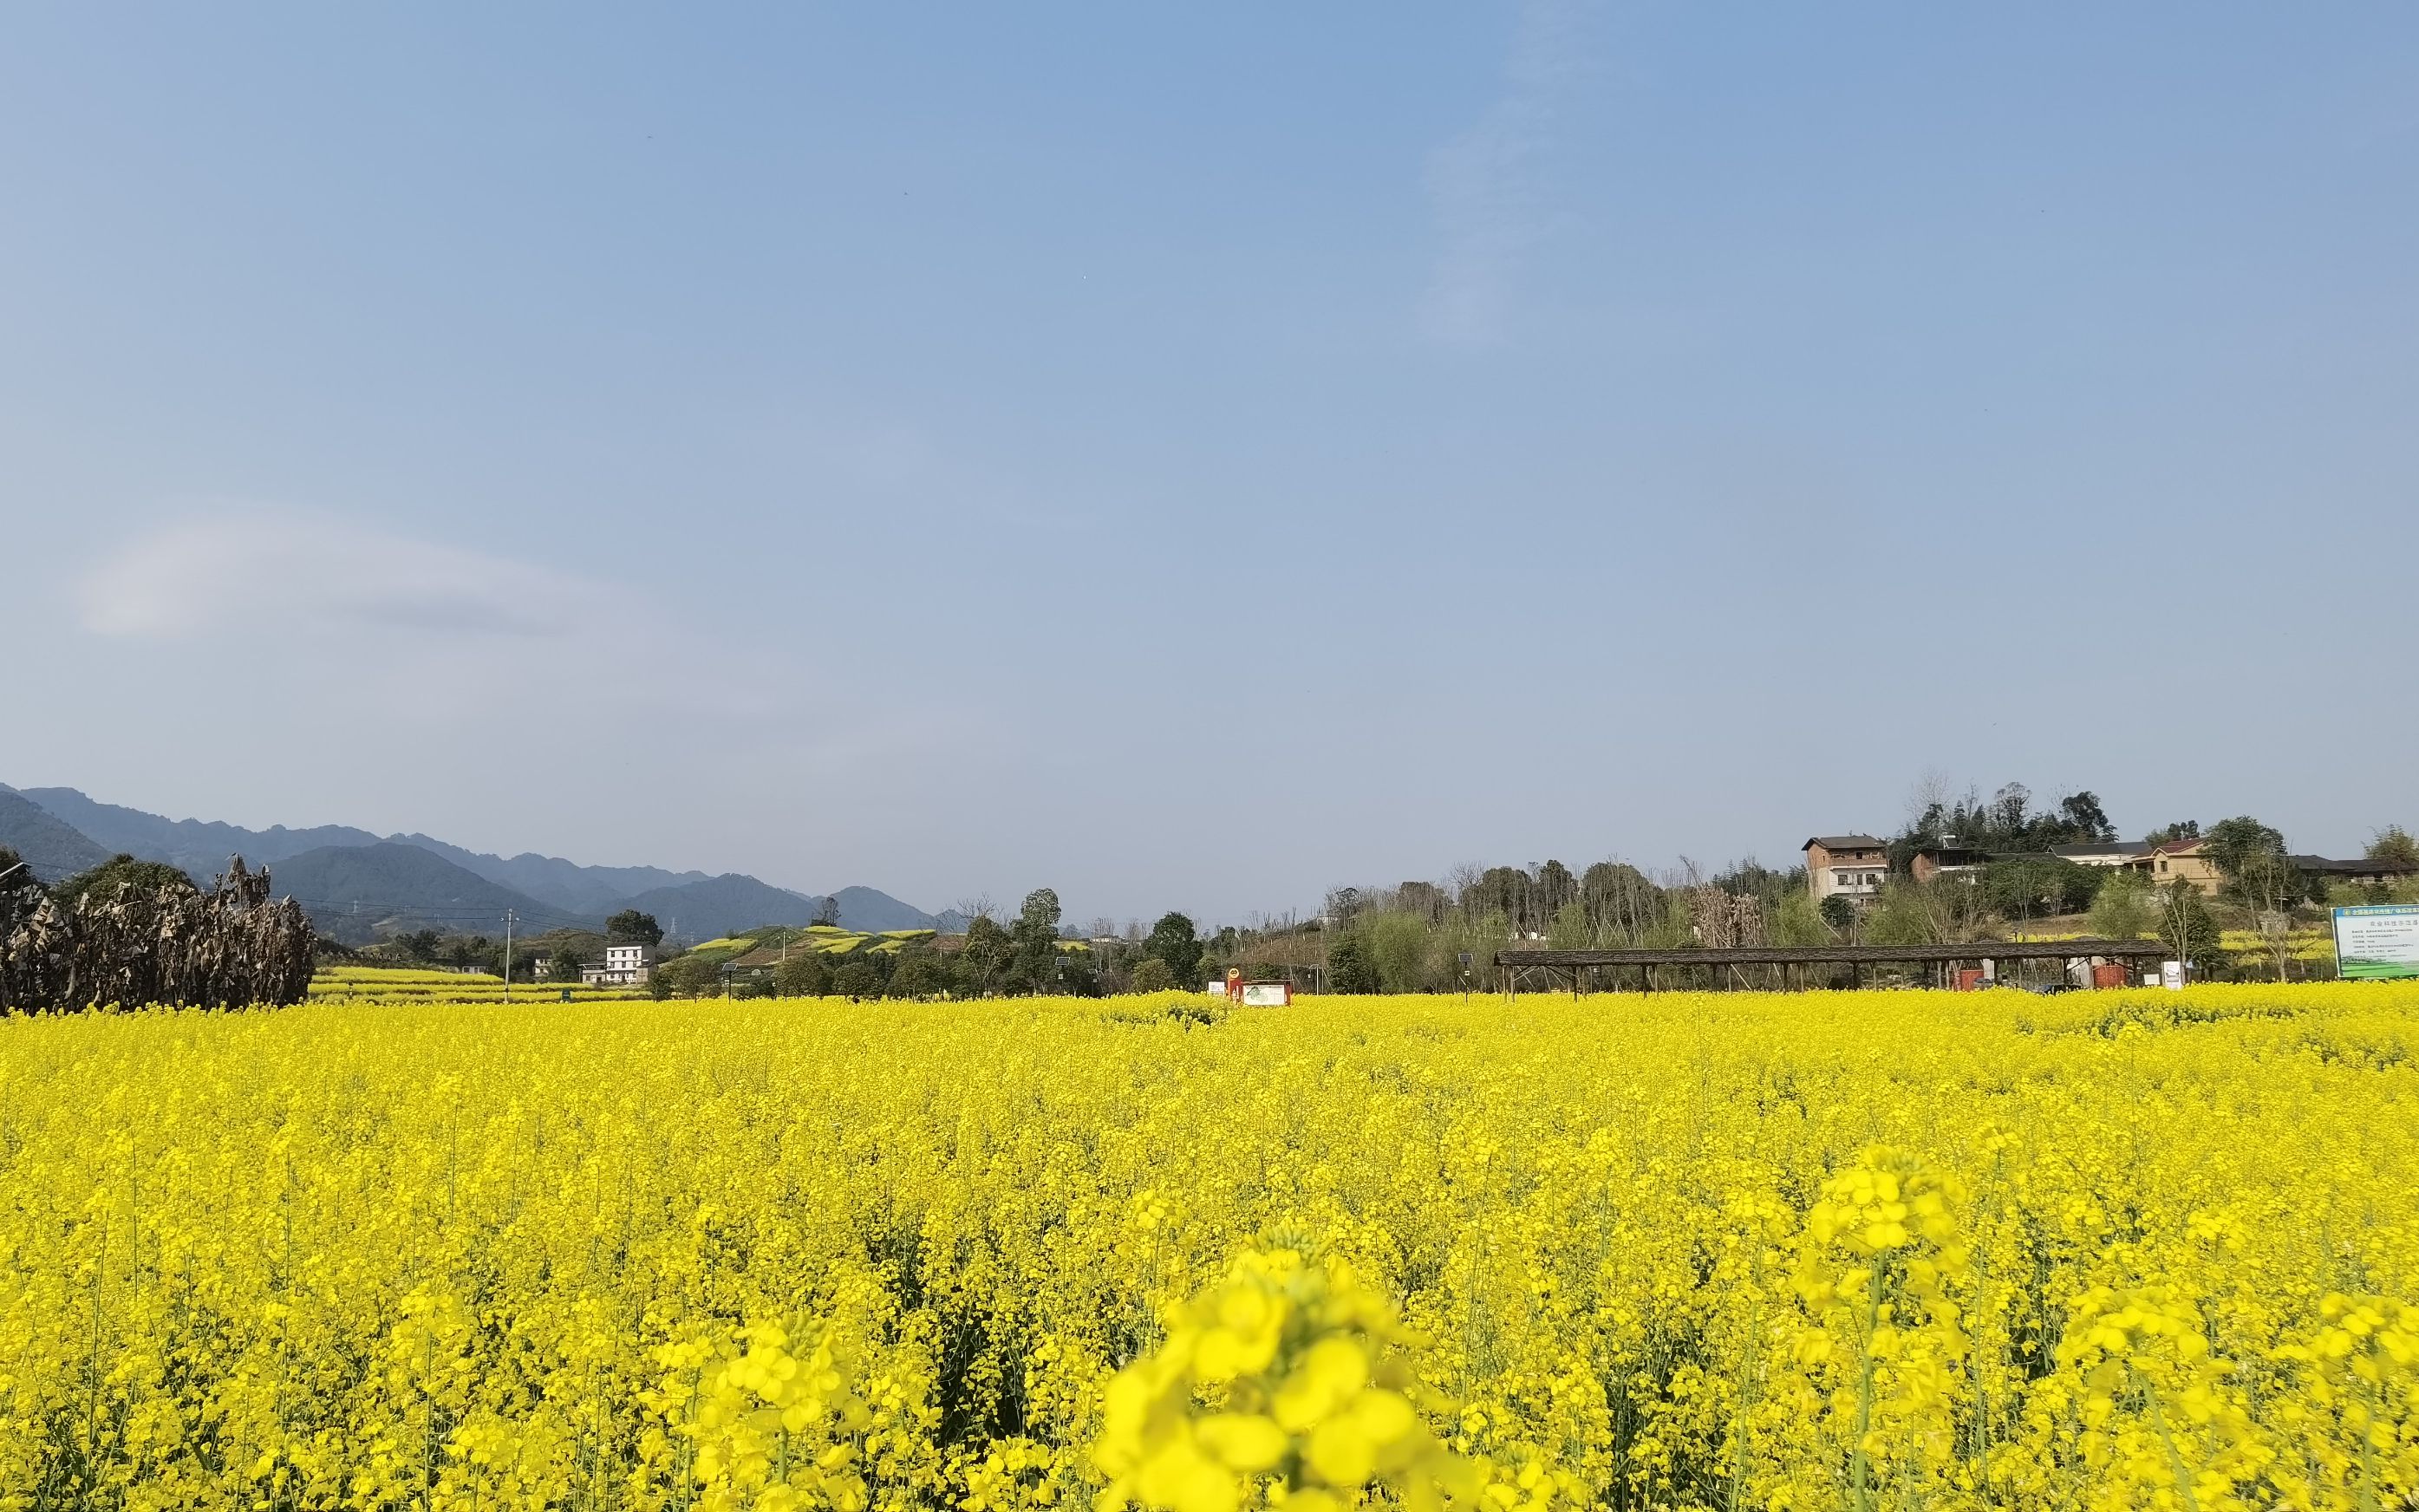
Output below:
[1494,938,2169,997]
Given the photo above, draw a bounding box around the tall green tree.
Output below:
[54,854,198,911]
[1362,912,1432,992]
[2088,870,2156,940]
[1982,856,2103,919]
[1007,888,1064,992]
[1861,877,1988,947]
[2203,816,2286,879]
[605,910,664,945]
[1126,957,1176,993]
[960,916,1009,994]
[2049,792,2117,844]
[1535,899,1583,950]
[773,954,831,997]
[2204,817,2298,907]
[2234,849,2310,916]
[1327,931,1379,994]
[1711,858,1796,912]
[1894,780,2127,866]
[1144,912,1203,987]
[2366,826,2419,870]
[1581,862,1664,942]
[1770,890,1834,946]
[1533,861,1577,923]
[888,948,949,1000]
[2156,882,2222,972]
[1818,894,1858,937]
[1392,881,1450,924]
[1466,867,1531,931]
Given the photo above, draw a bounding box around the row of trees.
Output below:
[1313,857,1812,994]
[174,772,2403,1000]
[1894,785,2417,909]
[0,848,316,1012]
[1306,785,2419,990]
[1890,784,2120,870]
[644,892,1219,1000]
[1314,857,2238,994]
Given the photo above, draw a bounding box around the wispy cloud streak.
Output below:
[78,509,594,641]
[71,505,782,723]
[1419,0,1594,347]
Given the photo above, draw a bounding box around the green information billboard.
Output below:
[2332,905,2419,980]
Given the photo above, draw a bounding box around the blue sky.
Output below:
[6,4,2416,923]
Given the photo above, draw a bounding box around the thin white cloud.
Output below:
[1419,0,1593,347]
[77,508,594,641]
[70,505,759,727]
[41,505,992,899]
[68,505,971,782]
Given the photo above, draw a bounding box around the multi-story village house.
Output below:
[1803,835,1888,907]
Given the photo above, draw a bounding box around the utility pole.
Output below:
[504,909,515,1000]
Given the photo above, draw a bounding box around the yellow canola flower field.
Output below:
[307,967,647,1003]
[3,983,2417,1512]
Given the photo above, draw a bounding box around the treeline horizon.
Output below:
[53,777,2412,1001]
[1310,784,2419,992]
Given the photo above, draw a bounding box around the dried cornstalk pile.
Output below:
[1685,885,1766,949]
[0,857,315,1012]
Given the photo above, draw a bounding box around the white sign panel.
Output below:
[2333,905,2419,981]
[1238,982,1292,1007]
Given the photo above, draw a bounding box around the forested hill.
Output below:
[1,785,949,941]
[270,844,574,942]
[0,790,114,883]
[15,785,381,876]
[385,832,707,916]
[611,874,830,944]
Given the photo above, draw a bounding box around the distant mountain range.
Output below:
[269,843,566,941]
[0,784,952,945]
[0,790,114,881]
[387,831,706,917]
